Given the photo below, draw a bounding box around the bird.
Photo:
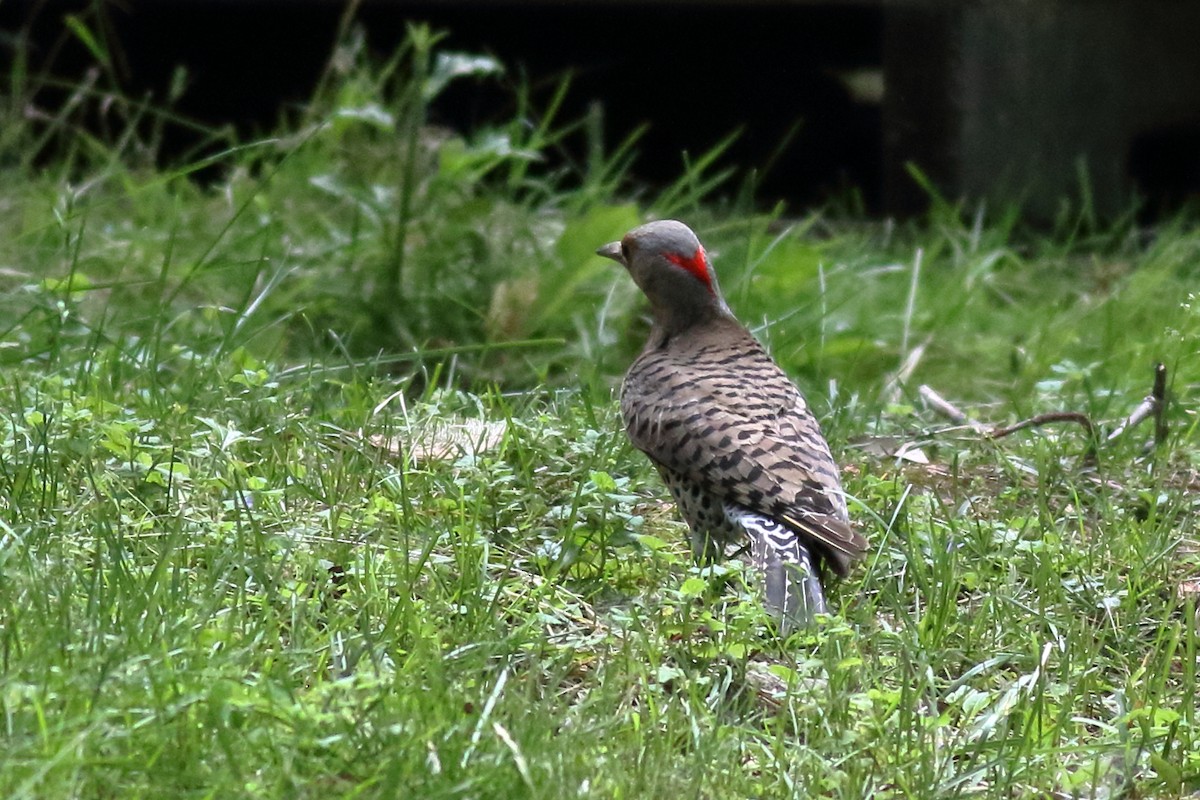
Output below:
[597,220,868,634]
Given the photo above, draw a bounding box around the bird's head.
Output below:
[597,220,732,333]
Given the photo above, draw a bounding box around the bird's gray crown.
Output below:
[624,220,700,257]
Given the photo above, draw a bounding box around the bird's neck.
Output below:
[649,300,739,347]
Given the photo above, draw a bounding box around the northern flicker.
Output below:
[597,220,867,633]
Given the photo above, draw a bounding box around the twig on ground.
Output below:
[1153,361,1168,446]
[919,363,1168,460]
[1106,362,1168,447]
[918,384,988,433]
[989,412,1097,442]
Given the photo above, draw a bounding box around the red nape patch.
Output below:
[665,246,713,291]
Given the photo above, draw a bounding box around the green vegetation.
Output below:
[2,22,1197,799]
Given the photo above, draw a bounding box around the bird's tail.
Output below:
[728,506,827,634]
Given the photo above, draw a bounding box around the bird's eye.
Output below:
[621,242,631,262]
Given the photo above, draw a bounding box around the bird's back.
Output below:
[620,317,862,575]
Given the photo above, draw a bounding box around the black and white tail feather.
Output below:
[726,504,826,634]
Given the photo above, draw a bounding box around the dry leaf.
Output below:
[368,417,508,465]
[851,435,929,464]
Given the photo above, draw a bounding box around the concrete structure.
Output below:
[885,1,1200,218]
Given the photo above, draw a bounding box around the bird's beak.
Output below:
[596,241,624,265]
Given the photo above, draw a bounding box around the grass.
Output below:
[2,22,1199,799]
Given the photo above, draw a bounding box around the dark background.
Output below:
[6,0,1200,219]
